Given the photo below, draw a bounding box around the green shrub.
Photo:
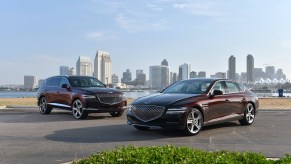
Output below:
[74,145,291,164]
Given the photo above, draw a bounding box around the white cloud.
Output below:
[173,1,222,17]
[174,3,188,9]
[87,32,103,40]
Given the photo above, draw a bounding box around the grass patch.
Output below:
[0,98,37,106]
[75,145,291,164]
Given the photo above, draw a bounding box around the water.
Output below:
[0,91,290,99]
[0,91,153,99]
[0,91,37,98]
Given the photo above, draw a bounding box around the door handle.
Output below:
[225,99,230,102]
[242,97,246,101]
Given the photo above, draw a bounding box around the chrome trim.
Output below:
[130,105,166,122]
[167,107,187,111]
[96,93,123,105]
[47,103,71,108]
[130,123,161,129]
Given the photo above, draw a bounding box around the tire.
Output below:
[239,103,255,125]
[39,97,52,114]
[109,111,124,117]
[72,99,88,119]
[134,125,150,131]
[184,108,203,136]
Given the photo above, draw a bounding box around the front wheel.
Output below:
[239,103,255,125]
[39,97,52,114]
[109,111,124,117]
[72,99,88,119]
[184,108,203,136]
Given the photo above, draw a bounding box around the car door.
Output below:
[224,81,245,116]
[207,81,230,122]
[46,77,61,104]
[57,77,73,107]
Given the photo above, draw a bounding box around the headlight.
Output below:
[127,105,132,112]
[167,107,187,111]
[82,94,96,99]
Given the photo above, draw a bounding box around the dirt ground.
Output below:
[0,97,291,110]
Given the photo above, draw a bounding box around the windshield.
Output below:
[162,80,213,94]
[68,77,105,88]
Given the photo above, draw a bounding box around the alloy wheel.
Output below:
[185,108,203,135]
[246,103,255,124]
[72,99,87,119]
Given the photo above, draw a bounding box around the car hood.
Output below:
[132,93,200,106]
[76,87,122,94]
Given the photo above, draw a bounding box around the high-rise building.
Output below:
[190,71,197,78]
[161,65,169,89]
[179,63,190,80]
[247,54,254,82]
[76,56,93,76]
[254,68,264,81]
[121,69,132,83]
[149,65,162,89]
[161,59,168,66]
[276,69,284,80]
[198,71,206,78]
[136,70,146,85]
[24,75,36,89]
[94,50,112,84]
[228,55,236,81]
[170,72,177,84]
[111,74,119,84]
[265,66,275,80]
[241,72,247,82]
[215,72,226,78]
[69,67,75,75]
[60,66,70,75]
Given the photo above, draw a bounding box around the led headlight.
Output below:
[82,94,96,99]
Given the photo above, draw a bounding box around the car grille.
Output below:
[131,105,165,122]
[97,93,123,104]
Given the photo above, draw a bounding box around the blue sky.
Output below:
[1,0,291,85]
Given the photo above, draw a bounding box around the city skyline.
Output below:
[1,1,291,85]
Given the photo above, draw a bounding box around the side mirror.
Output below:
[61,84,70,89]
[210,90,223,97]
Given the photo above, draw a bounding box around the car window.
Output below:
[60,77,70,87]
[162,80,212,94]
[211,81,226,94]
[69,77,105,88]
[49,78,61,87]
[238,83,246,91]
[225,81,240,93]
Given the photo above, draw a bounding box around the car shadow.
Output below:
[0,110,120,123]
[45,122,241,143]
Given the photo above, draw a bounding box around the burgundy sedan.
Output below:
[127,78,259,135]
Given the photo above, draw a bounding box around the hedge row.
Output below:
[75,145,291,164]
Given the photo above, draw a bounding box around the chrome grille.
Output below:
[97,93,123,104]
[131,105,165,122]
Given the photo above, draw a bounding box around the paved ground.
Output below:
[0,108,291,164]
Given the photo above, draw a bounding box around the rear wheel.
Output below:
[239,103,255,125]
[134,125,150,131]
[109,111,124,117]
[184,108,203,136]
[72,99,88,119]
[39,97,52,114]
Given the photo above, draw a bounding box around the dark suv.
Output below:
[37,76,127,119]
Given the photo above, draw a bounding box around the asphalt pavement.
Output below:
[0,108,291,164]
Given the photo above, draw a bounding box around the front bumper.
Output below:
[83,98,127,113]
[127,109,188,129]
